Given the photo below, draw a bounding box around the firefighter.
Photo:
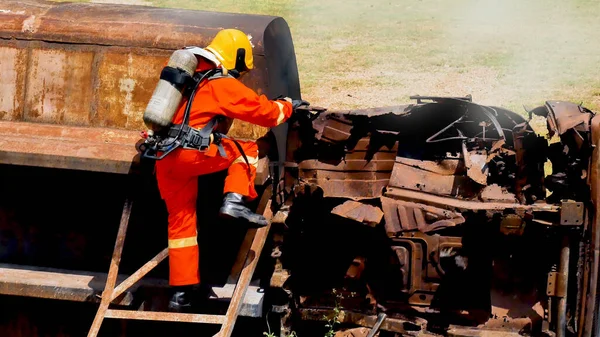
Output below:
[153,29,308,311]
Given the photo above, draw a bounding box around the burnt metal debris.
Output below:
[273,97,598,337]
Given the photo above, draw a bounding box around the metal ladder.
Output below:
[87,191,274,337]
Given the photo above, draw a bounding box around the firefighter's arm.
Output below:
[212,78,294,128]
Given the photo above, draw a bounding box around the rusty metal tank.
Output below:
[0,0,301,173]
[0,1,301,336]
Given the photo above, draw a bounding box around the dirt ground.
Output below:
[56,0,600,115]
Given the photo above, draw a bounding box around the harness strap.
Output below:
[142,67,253,173]
[220,134,252,174]
[168,119,252,174]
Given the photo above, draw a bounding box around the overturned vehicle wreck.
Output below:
[1,2,599,337]
[270,96,599,337]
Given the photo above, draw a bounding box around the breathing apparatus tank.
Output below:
[143,49,198,133]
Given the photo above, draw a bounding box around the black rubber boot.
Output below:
[218,193,268,228]
[168,284,215,313]
[168,285,194,313]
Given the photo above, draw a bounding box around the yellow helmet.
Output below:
[206,29,254,74]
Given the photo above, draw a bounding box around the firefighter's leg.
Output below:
[217,140,268,227]
[155,160,201,311]
[160,141,266,228]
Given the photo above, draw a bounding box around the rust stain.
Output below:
[381,196,464,233]
[480,184,517,202]
[21,15,35,33]
[24,48,94,125]
[0,120,140,174]
[0,0,299,141]
[0,46,26,121]
[95,51,165,129]
[389,161,478,197]
[331,201,384,226]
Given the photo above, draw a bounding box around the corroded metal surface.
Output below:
[0,120,141,173]
[384,187,560,212]
[281,98,597,337]
[537,101,594,136]
[380,196,464,234]
[292,109,399,198]
[582,114,600,337]
[87,198,133,337]
[104,310,226,324]
[331,201,384,227]
[0,0,301,172]
[0,263,168,306]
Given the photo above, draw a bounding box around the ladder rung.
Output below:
[105,309,225,324]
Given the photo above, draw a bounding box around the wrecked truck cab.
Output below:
[276,96,598,337]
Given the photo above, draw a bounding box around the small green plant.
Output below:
[263,330,297,337]
[263,289,343,337]
[323,288,344,337]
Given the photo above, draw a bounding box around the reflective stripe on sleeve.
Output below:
[232,155,259,168]
[275,101,286,125]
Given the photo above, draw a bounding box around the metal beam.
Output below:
[104,310,225,324]
[0,263,167,306]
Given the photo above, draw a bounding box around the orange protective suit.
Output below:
[155,61,293,286]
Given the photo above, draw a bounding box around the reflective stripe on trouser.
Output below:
[155,139,259,286]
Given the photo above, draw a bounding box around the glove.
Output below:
[292,99,310,110]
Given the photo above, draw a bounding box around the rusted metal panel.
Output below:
[381,196,464,234]
[0,120,140,174]
[304,179,390,199]
[447,326,522,337]
[331,201,384,227]
[321,116,353,143]
[298,157,395,198]
[0,119,270,178]
[395,156,464,176]
[301,170,391,181]
[389,161,477,197]
[544,101,594,136]
[24,47,95,125]
[0,45,26,121]
[582,114,600,337]
[499,214,525,235]
[463,147,488,186]
[385,187,560,212]
[0,1,270,54]
[560,200,585,225]
[480,184,517,202]
[94,50,166,129]
[299,159,395,172]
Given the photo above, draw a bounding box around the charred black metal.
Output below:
[275,97,597,337]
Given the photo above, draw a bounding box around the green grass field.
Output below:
[57,0,600,114]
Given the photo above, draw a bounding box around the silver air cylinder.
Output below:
[143,49,198,132]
